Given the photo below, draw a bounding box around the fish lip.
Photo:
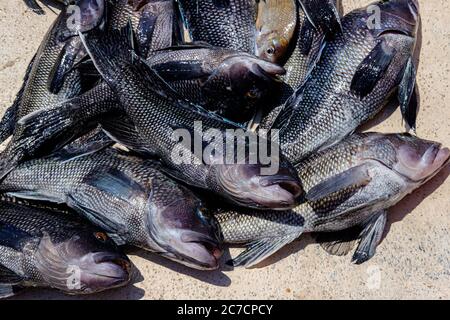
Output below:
[392,141,450,182]
[213,163,303,210]
[178,232,223,269]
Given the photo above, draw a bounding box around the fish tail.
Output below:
[23,0,45,15]
[0,103,18,144]
[79,22,137,87]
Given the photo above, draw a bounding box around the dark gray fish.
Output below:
[177,0,257,53]
[1,147,223,270]
[271,0,420,164]
[146,44,285,122]
[259,0,341,129]
[215,132,450,268]
[0,0,175,177]
[0,201,130,298]
[0,0,106,145]
[12,25,303,210]
[107,0,177,58]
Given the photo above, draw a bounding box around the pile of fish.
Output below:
[0,0,447,297]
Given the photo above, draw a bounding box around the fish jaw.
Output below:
[146,195,223,270]
[76,252,131,294]
[209,163,303,210]
[395,143,450,182]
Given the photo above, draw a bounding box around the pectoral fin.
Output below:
[315,227,361,256]
[351,42,396,99]
[352,210,387,264]
[150,61,207,81]
[398,57,418,131]
[48,38,86,94]
[228,231,303,268]
[306,164,371,202]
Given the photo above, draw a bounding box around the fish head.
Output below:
[35,230,131,294]
[147,187,223,270]
[255,32,290,64]
[208,145,303,209]
[388,134,450,183]
[366,133,450,183]
[204,54,285,105]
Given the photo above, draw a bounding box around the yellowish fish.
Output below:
[255,0,297,63]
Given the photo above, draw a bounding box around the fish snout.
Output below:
[78,251,131,293]
[212,163,303,210]
[179,231,223,270]
[393,136,450,181]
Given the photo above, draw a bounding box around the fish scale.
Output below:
[272,5,418,164]
[214,130,448,267]
[177,0,257,53]
[0,201,130,296]
[0,147,224,270]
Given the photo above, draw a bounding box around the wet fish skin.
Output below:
[85,26,303,209]
[0,201,130,298]
[177,0,257,53]
[215,132,450,268]
[271,0,420,164]
[0,0,174,177]
[147,44,285,122]
[255,0,297,64]
[259,0,338,129]
[1,148,224,270]
[0,0,107,145]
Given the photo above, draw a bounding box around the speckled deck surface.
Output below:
[1,0,449,299]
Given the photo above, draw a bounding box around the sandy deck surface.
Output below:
[1,0,449,300]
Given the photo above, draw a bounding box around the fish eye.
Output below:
[94,232,108,242]
[266,46,275,56]
[246,90,258,99]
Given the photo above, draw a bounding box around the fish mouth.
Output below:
[393,139,450,182]
[225,55,286,83]
[78,252,131,293]
[212,164,303,210]
[166,232,223,270]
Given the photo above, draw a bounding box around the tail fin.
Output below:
[23,0,45,15]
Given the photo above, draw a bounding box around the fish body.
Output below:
[215,132,450,267]
[255,0,297,64]
[0,201,130,298]
[75,26,303,210]
[259,0,340,129]
[1,147,223,270]
[0,0,106,145]
[147,44,285,122]
[177,0,257,53]
[272,0,420,164]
